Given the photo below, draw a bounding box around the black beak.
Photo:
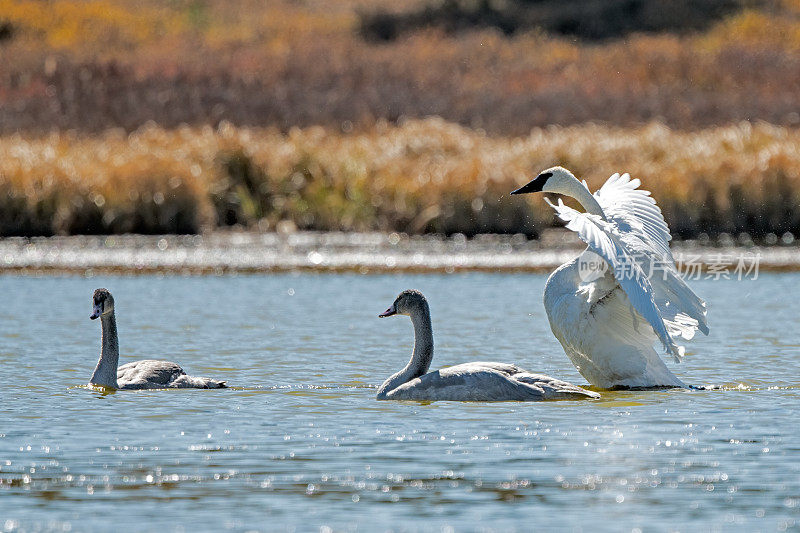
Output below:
[510,173,551,195]
[379,307,396,318]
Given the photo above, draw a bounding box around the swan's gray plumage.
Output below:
[377,290,598,401]
[383,362,600,401]
[115,360,225,389]
[89,288,226,390]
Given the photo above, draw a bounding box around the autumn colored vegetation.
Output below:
[2,119,800,238]
[1,0,800,237]
[3,0,800,134]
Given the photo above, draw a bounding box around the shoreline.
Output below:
[0,231,795,275]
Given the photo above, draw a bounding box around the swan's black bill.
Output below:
[90,313,99,320]
[379,308,396,318]
[510,172,552,195]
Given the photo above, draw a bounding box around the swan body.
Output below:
[113,360,224,390]
[379,360,600,401]
[512,167,709,389]
[89,289,226,390]
[377,290,599,401]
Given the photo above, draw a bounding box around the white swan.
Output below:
[511,166,709,389]
[88,288,226,390]
[377,290,599,401]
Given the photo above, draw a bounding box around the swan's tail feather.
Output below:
[172,374,227,388]
[201,379,227,389]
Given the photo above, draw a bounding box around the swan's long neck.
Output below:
[377,307,434,399]
[90,312,120,389]
[559,176,606,220]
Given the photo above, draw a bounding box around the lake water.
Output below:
[1,273,799,532]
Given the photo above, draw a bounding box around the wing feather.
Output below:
[593,173,708,338]
[118,360,185,386]
[546,198,684,361]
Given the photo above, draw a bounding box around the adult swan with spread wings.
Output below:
[511,167,709,389]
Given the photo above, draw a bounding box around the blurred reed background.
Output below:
[1,0,799,238]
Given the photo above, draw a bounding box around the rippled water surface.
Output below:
[2,273,799,531]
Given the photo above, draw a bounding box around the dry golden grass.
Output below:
[1,119,799,237]
[0,0,379,52]
[0,0,182,50]
[701,7,800,51]
[3,0,798,53]
[2,1,800,134]
[2,1,800,236]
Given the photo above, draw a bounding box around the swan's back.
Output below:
[118,360,226,389]
[383,362,598,401]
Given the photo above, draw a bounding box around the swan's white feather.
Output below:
[596,172,674,261]
[527,167,709,387]
[593,173,709,338]
[545,197,684,361]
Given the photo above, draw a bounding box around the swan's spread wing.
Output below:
[625,249,709,339]
[118,360,185,387]
[595,172,674,262]
[593,173,709,339]
[545,198,683,361]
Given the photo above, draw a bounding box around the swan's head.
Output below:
[379,289,429,318]
[90,288,115,320]
[510,166,577,196]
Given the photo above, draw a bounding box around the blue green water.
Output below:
[1,273,799,531]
